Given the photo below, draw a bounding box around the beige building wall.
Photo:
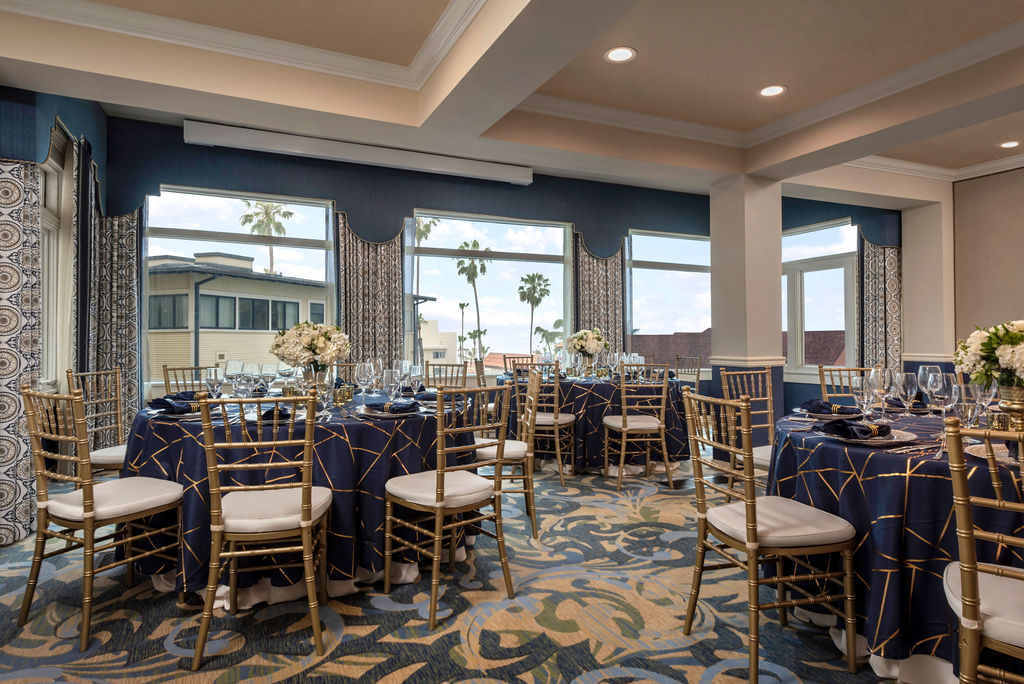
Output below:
[419,319,458,361]
[953,169,1024,340]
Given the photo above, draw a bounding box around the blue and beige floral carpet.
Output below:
[0,471,877,682]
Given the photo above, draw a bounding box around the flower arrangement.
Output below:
[953,320,1024,389]
[270,322,351,371]
[567,328,610,357]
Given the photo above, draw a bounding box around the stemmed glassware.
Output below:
[224,360,242,397]
[894,372,918,418]
[277,362,295,392]
[975,381,998,426]
[355,362,374,403]
[951,383,980,428]
[371,358,384,394]
[927,371,953,420]
[382,369,402,402]
[409,364,424,392]
[850,376,873,422]
[204,367,223,399]
[869,367,893,423]
[260,363,278,394]
[917,365,941,403]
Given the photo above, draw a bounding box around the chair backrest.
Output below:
[425,361,468,388]
[681,387,757,531]
[720,366,775,446]
[945,417,1024,632]
[164,364,217,393]
[332,362,356,385]
[21,385,95,514]
[818,365,872,402]
[474,358,487,388]
[508,361,560,438]
[502,354,534,372]
[66,367,124,447]
[196,392,318,531]
[617,363,669,424]
[675,355,702,386]
[437,385,512,503]
[520,369,542,448]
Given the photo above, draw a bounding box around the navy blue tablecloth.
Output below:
[123,404,464,592]
[495,376,692,470]
[769,414,1024,664]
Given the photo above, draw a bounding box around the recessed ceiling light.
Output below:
[1000,140,1020,149]
[759,85,787,97]
[603,47,636,63]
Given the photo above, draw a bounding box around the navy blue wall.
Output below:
[106,117,710,255]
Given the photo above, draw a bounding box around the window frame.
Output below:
[271,299,300,330]
[308,301,325,324]
[199,294,237,330]
[148,293,189,330]
[237,296,270,331]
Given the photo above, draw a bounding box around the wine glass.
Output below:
[234,369,253,399]
[952,383,980,428]
[850,376,872,422]
[260,363,278,393]
[869,367,893,423]
[315,368,333,410]
[927,371,952,420]
[224,359,243,397]
[204,367,223,399]
[382,369,402,401]
[370,358,384,393]
[393,359,412,391]
[895,372,918,418]
[975,381,998,426]
[917,365,940,403]
[355,362,374,402]
[409,364,424,392]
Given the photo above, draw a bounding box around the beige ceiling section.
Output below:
[745,45,1024,178]
[537,0,1024,132]
[0,11,420,125]
[84,0,448,65]
[880,109,1024,168]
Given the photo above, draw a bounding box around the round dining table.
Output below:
[769,412,1024,678]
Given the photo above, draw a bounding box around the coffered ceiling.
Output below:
[3,0,1024,191]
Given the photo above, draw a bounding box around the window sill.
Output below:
[783,366,825,384]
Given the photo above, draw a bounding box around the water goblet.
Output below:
[260,363,278,394]
[869,367,893,423]
[917,365,940,403]
[896,372,918,418]
[355,362,374,402]
[382,369,402,402]
[224,359,242,397]
[409,364,424,392]
[850,376,872,422]
[974,381,997,426]
[927,371,952,420]
[204,367,223,399]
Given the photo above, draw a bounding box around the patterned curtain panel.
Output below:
[572,232,625,351]
[85,209,142,438]
[859,239,902,368]
[335,212,403,362]
[0,160,41,544]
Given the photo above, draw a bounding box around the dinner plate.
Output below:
[966,443,1018,464]
[357,405,420,419]
[797,409,864,421]
[884,405,932,415]
[814,428,917,447]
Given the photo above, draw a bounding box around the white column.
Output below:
[709,175,786,367]
[902,201,956,362]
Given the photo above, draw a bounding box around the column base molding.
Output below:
[708,355,787,368]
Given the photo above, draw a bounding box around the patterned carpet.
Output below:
[0,469,880,683]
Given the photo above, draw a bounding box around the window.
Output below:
[199,295,235,329]
[626,231,710,366]
[309,302,324,324]
[143,188,334,396]
[149,294,188,329]
[781,221,857,372]
[408,212,570,373]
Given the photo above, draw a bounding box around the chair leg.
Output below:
[428,511,444,630]
[80,523,95,652]
[383,499,394,594]
[616,432,628,492]
[959,623,981,684]
[318,522,328,607]
[553,427,566,487]
[448,524,458,573]
[776,556,788,627]
[660,430,674,489]
[747,549,761,684]
[726,453,737,504]
[191,531,224,671]
[301,527,324,656]
[124,523,135,588]
[525,455,539,540]
[19,522,47,627]
[228,541,238,615]
[493,497,514,600]
[683,518,707,635]
[842,547,858,673]
[602,429,610,478]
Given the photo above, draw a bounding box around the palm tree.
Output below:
[455,240,492,360]
[458,302,469,362]
[534,318,564,354]
[239,200,293,274]
[518,273,551,354]
[415,217,438,295]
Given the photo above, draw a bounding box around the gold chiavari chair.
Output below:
[332,362,357,385]
[66,367,127,470]
[818,365,873,402]
[19,385,183,651]
[945,417,1024,683]
[675,355,702,387]
[384,385,515,629]
[510,360,576,486]
[603,363,674,492]
[425,361,468,389]
[681,387,858,683]
[163,364,218,394]
[476,371,541,538]
[190,391,332,670]
[503,354,534,372]
[720,366,775,492]
[473,358,497,434]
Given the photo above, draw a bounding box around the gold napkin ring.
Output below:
[869,424,879,437]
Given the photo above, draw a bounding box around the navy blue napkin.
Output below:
[261,406,290,420]
[800,398,860,415]
[334,378,359,389]
[414,391,437,402]
[148,391,199,414]
[668,370,676,379]
[821,418,891,440]
[886,395,928,410]
[364,397,420,414]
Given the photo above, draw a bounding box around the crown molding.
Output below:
[0,0,485,90]
[843,155,956,181]
[954,152,1024,181]
[517,93,745,147]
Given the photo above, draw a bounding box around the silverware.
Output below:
[885,443,937,454]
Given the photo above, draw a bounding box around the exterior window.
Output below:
[781,222,857,370]
[199,295,236,329]
[408,212,570,373]
[271,300,299,330]
[149,294,188,329]
[238,298,270,330]
[626,231,710,366]
[309,302,325,324]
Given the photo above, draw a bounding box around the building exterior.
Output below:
[404,319,458,364]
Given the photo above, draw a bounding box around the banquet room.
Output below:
[3,0,1024,681]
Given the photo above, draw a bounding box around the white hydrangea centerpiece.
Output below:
[953,320,1024,389]
[270,321,351,371]
[567,328,610,357]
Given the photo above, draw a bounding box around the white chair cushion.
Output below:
[386,470,493,509]
[944,561,1024,648]
[48,477,183,522]
[746,444,773,469]
[475,438,528,461]
[602,414,661,431]
[536,412,575,426]
[221,486,332,534]
[706,495,855,548]
[91,444,127,467]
